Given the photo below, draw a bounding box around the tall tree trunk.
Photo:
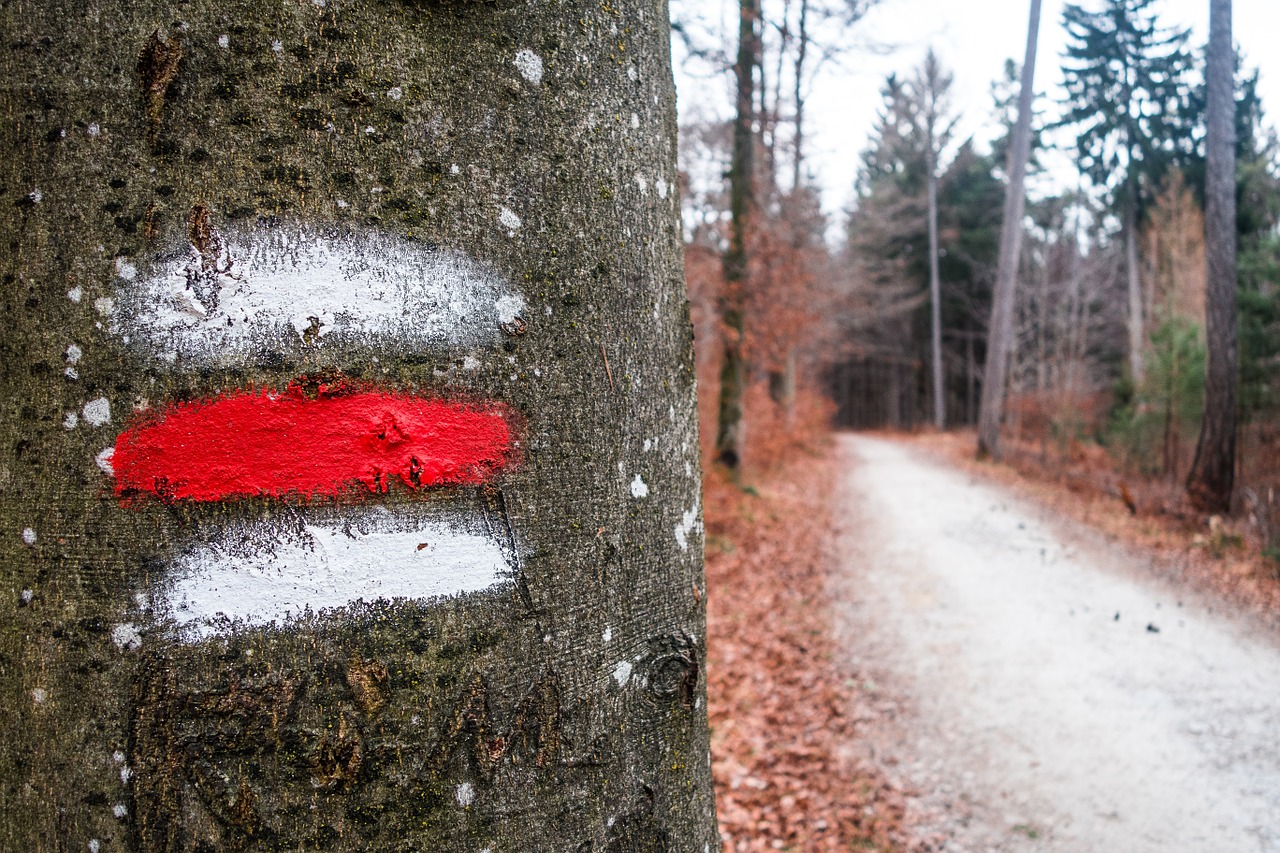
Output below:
[925,60,945,431]
[0,3,718,851]
[1065,217,1083,397]
[888,360,902,430]
[966,334,976,425]
[1125,201,1147,383]
[716,0,761,470]
[978,0,1042,457]
[791,0,810,194]
[1187,0,1238,512]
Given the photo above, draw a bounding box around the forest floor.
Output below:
[704,444,913,852]
[833,433,1280,852]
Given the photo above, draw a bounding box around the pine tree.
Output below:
[1059,0,1193,383]
[844,57,1001,428]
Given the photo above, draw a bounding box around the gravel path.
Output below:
[834,435,1280,852]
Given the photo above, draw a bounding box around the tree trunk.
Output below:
[0,3,718,851]
[1126,202,1147,383]
[888,361,902,430]
[716,0,760,471]
[791,0,810,194]
[1187,0,1238,513]
[966,334,976,425]
[978,0,1041,458]
[925,67,945,431]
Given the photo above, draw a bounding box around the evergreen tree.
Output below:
[1059,0,1194,382]
[844,58,1002,427]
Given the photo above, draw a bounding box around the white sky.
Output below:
[673,0,1280,220]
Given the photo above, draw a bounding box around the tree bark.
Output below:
[1187,0,1238,513]
[715,0,760,471]
[926,150,944,430]
[791,0,810,194]
[0,2,718,851]
[978,0,1042,458]
[1125,201,1147,383]
[925,57,945,431]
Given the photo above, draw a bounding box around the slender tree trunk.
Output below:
[978,0,1042,457]
[1187,0,1238,512]
[1065,220,1083,397]
[926,72,945,431]
[716,0,761,471]
[791,0,810,194]
[966,334,976,424]
[888,360,902,429]
[1125,201,1147,383]
[0,3,718,850]
[1036,258,1049,392]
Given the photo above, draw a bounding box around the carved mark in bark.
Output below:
[136,30,182,145]
[430,672,561,777]
[345,656,389,715]
[480,484,540,625]
[186,204,221,269]
[132,662,301,852]
[309,709,365,791]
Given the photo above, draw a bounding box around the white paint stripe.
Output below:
[110,222,524,367]
[150,506,512,640]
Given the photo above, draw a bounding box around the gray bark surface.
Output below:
[715,0,759,471]
[0,2,717,851]
[978,0,1041,458]
[1187,0,1238,512]
[1126,204,1147,383]
[922,52,945,432]
[926,131,944,432]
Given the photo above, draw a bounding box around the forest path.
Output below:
[834,434,1280,852]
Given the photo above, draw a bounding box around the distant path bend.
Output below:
[835,435,1280,853]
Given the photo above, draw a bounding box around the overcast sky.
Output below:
[672,0,1280,219]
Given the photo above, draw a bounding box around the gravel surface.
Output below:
[834,435,1280,852]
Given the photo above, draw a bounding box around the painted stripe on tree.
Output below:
[111,384,515,502]
[103,221,530,642]
[148,506,512,640]
[107,222,525,367]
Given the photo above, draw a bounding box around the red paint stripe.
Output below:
[112,387,515,502]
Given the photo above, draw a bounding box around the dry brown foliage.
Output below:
[704,447,908,852]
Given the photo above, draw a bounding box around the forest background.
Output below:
[672,0,1280,531]
[680,3,1280,848]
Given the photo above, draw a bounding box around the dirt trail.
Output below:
[835,435,1280,852]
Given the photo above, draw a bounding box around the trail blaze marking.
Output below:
[111,385,514,502]
[155,508,511,639]
[108,223,525,368]
[102,222,528,640]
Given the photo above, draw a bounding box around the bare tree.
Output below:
[924,49,948,430]
[1187,0,1238,511]
[716,0,762,470]
[979,0,1043,457]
